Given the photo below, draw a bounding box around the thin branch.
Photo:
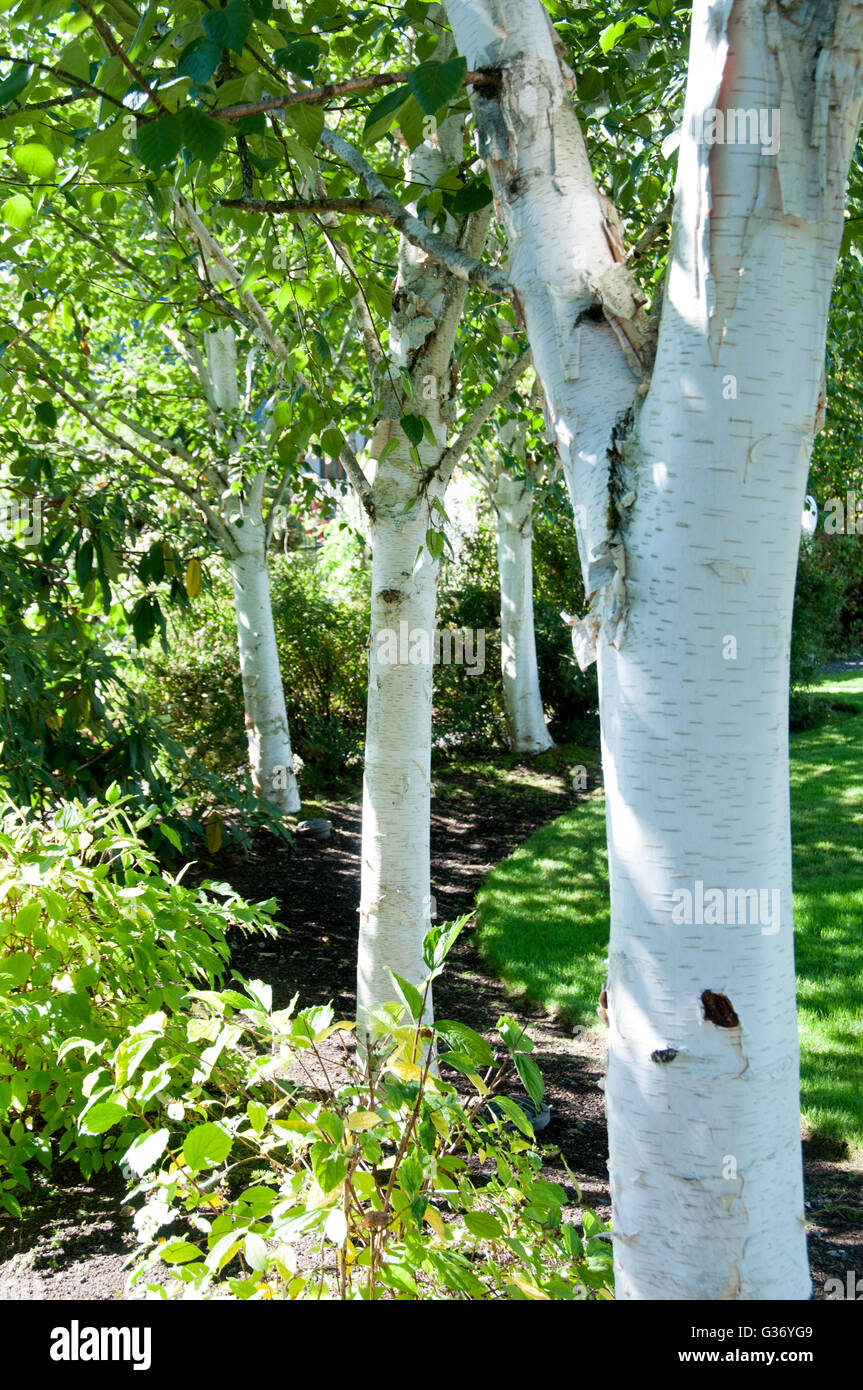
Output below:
[173,195,293,366]
[625,196,674,264]
[0,52,129,118]
[75,0,169,114]
[208,68,496,121]
[435,349,533,484]
[13,336,238,555]
[319,129,511,300]
[222,196,390,217]
[339,438,374,517]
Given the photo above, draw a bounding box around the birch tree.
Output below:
[1,208,305,814]
[446,0,863,1299]
[464,380,555,753]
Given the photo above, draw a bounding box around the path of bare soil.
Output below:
[1,759,860,1299]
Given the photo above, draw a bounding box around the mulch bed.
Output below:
[1,763,860,1299]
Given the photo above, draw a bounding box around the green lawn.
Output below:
[475,674,863,1159]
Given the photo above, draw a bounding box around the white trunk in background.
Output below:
[356,60,485,1029]
[448,0,863,1298]
[492,468,553,753]
[228,495,301,817]
[199,327,302,817]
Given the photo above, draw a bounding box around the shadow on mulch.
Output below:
[1,759,860,1299]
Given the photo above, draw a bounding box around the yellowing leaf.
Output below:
[509,1274,550,1300]
[347,1110,382,1132]
[387,1057,423,1083]
[314,1020,357,1042]
[185,556,202,598]
[431,1110,450,1142]
[423,1206,448,1242]
[205,814,223,853]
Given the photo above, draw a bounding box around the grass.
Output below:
[476,674,863,1160]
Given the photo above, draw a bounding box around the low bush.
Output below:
[0,797,278,1208]
[60,920,612,1301]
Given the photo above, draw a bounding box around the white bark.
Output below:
[448,0,863,1299]
[358,471,442,1025]
[198,328,301,817]
[356,39,487,1029]
[228,499,301,816]
[487,424,553,753]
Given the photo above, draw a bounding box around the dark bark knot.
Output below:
[471,67,503,100]
[377,589,403,604]
[701,990,740,1028]
[651,1048,678,1064]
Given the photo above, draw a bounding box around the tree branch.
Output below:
[435,348,532,484]
[317,129,511,300]
[339,437,374,517]
[173,195,293,366]
[207,68,496,121]
[75,0,169,114]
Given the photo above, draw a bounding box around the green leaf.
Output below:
[363,84,409,142]
[123,1127,170,1177]
[133,114,183,172]
[387,971,424,1021]
[273,41,321,77]
[447,178,494,216]
[515,1052,545,1108]
[247,1101,267,1134]
[83,1101,125,1134]
[183,1121,232,1171]
[435,1020,493,1067]
[181,108,227,165]
[400,413,424,446]
[0,951,34,987]
[0,64,32,107]
[463,1210,504,1240]
[284,102,324,149]
[321,426,345,458]
[160,1239,202,1264]
[407,57,467,116]
[488,1095,534,1140]
[422,919,465,973]
[379,1260,418,1295]
[2,194,32,229]
[34,400,57,428]
[600,20,628,53]
[309,1141,348,1193]
[201,0,252,53]
[177,37,222,85]
[158,822,182,851]
[75,539,94,588]
[12,143,56,180]
[425,527,444,561]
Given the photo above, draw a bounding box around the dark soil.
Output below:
[1,758,860,1300]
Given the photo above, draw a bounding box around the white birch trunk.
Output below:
[228,502,301,816]
[492,469,553,753]
[356,67,483,1028]
[358,470,442,1027]
[447,0,863,1298]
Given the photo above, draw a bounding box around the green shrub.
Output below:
[79,922,612,1301]
[0,797,278,1208]
[435,513,598,751]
